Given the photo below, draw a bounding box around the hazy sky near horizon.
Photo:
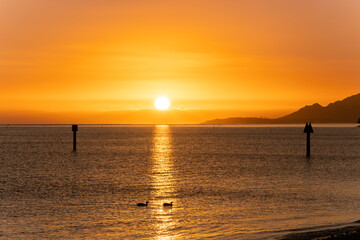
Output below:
[1,0,360,123]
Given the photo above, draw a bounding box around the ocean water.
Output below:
[0,125,360,239]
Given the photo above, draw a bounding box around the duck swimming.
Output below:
[137,201,149,207]
[163,202,173,207]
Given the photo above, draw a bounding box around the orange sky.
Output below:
[1,0,360,124]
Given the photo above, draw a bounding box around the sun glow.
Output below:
[154,96,170,110]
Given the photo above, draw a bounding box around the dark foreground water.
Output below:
[0,125,359,239]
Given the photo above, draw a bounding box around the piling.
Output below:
[72,125,78,151]
[303,123,314,157]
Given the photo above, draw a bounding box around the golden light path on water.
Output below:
[150,125,179,240]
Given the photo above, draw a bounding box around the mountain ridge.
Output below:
[202,93,360,124]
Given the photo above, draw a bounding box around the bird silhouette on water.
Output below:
[163,202,173,207]
[137,201,149,207]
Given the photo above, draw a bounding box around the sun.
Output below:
[154,96,170,110]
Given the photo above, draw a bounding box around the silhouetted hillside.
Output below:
[203,93,360,124]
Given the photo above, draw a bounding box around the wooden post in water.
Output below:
[72,125,78,151]
[303,123,314,157]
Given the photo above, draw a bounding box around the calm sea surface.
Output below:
[1,125,360,239]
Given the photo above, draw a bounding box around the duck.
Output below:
[137,201,149,207]
[163,202,173,207]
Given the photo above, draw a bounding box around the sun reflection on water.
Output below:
[151,125,178,239]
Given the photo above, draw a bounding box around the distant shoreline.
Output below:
[202,93,360,125]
